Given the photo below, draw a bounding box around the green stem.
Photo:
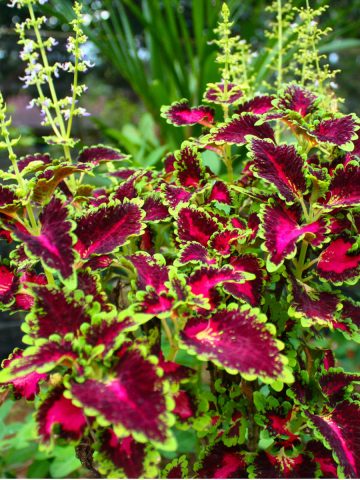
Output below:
[44,268,55,286]
[277,0,283,90]
[28,3,67,139]
[295,240,308,279]
[306,0,322,89]
[66,44,79,139]
[302,257,319,272]
[224,144,234,183]
[298,195,309,221]
[3,127,40,234]
[275,0,283,142]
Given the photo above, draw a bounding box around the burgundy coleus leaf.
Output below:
[288,278,343,330]
[71,348,169,443]
[196,443,247,479]
[157,351,194,383]
[176,207,219,246]
[316,237,360,284]
[37,387,86,442]
[174,144,207,189]
[89,189,109,207]
[75,200,144,259]
[162,184,192,209]
[143,195,169,222]
[112,175,138,202]
[140,290,174,315]
[211,113,275,145]
[0,340,77,383]
[0,185,19,215]
[319,369,360,404]
[306,441,338,479]
[235,95,274,115]
[0,228,12,243]
[128,253,169,291]
[83,255,113,270]
[261,202,327,270]
[321,162,360,210]
[140,226,154,253]
[1,349,47,400]
[162,457,188,479]
[350,135,360,157]
[204,82,243,105]
[223,255,264,306]
[341,299,360,328]
[311,114,358,147]
[208,181,231,204]
[77,145,127,165]
[267,410,299,448]
[251,139,307,202]
[253,450,316,479]
[161,99,215,126]
[323,350,335,371]
[306,401,360,478]
[173,390,194,420]
[277,84,317,117]
[13,197,75,279]
[28,286,91,338]
[209,229,243,255]
[15,270,47,311]
[163,153,176,174]
[98,429,149,478]
[0,264,19,307]
[178,242,216,266]
[77,270,111,311]
[328,215,353,235]
[85,317,134,355]
[180,307,284,379]
[17,153,51,173]
[188,266,243,308]
[109,167,137,179]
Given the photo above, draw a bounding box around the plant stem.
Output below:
[160,318,175,356]
[277,0,283,90]
[295,240,308,279]
[28,4,67,139]
[275,0,283,142]
[298,195,309,221]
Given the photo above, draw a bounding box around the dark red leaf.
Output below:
[277,85,317,117]
[212,113,275,145]
[37,387,86,441]
[196,443,247,479]
[75,201,144,259]
[13,197,75,279]
[317,237,360,283]
[181,308,284,378]
[176,207,219,246]
[1,349,47,400]
[161,99,215,126]
[77,145,127,164]
[99,429,147,478]
[311,115,357,147]
[174,145,207,189]
[204,82,243,105]
[251,139,307,202]
[306,401,360,478]
[235,95,274,115]
[71,348,169,442]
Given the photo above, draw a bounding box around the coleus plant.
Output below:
[0,1,360,479]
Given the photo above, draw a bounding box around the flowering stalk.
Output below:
[11,0,91,191]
